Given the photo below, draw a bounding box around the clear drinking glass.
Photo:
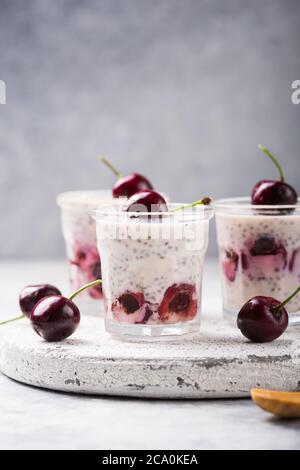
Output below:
[57,190,115,316]
[94,204,214,338]
[214,197,300,318]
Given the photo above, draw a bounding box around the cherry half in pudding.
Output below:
[111,284,197,325]
[69,243,102,299]
[222,235,289,282]
[158,283,197,324]
[111,291,154,324]
[251,145,298,206]
[100,156,153,198]
[222,249,239,282]
[248,235,288,272]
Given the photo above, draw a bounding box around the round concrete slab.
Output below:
[0,315,299,398]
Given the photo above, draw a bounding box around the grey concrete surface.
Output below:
[1,0,300,258]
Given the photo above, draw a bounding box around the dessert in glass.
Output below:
[57,159,156,316]
[215,145,299,319]
[57,190,114,315]
[215,198,300,317]
[94,192,213,338]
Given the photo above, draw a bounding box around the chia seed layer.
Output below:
[96,215,210,326]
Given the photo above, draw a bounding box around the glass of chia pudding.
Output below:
[57,190,120,315]
[94,203,213,338]
[214,197,300,318]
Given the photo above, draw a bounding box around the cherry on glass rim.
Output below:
[122,190,168,213]
[100,156,153,198]
[251,145,298,206]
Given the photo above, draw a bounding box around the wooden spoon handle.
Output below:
[251,388,300,418]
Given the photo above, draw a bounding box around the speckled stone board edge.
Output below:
[0,315,299,398]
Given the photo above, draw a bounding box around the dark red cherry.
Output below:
[113,173,153,198]
[222,249,239,282]
[100,156,154,199]
[289,248,300,273]
[120,292,141,313]
[31,295,80,342]
[251,180,297,205]
[19,284,62,318]
[237,296,288,343]
[122,190,168,213]
[251,145,298,206]
[249,236,287,270]
[158,283,197,322]
[250,235,276,255]
[111,291,153,323]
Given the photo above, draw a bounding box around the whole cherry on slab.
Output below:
[237,284,300,342]
[19,284,62,317]
[0,279,102,342]
[31,295,80,342]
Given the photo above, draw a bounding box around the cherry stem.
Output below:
[273,284,300,311]
[258,144,285,182]
[0,314,25,326]
[69,279,102,301]
[99,156,123,180]
[170,197,212,213]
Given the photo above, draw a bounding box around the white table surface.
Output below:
[0,259,299,450]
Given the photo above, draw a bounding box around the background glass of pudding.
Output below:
[214,197,300,318]
[94,203,214,338]
[57,190,118,316]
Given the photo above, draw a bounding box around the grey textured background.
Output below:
[0,0,300,258]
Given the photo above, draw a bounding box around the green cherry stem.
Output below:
[69,279,102,301]
[171,197,212,213]
[273,284,300,312]
[0,314,25,326]
[258,144,285,182]
[99,156,123,180]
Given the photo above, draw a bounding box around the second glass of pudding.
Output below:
[94,204,213,338]
[214,197,300,318]
[57,190,116,316]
